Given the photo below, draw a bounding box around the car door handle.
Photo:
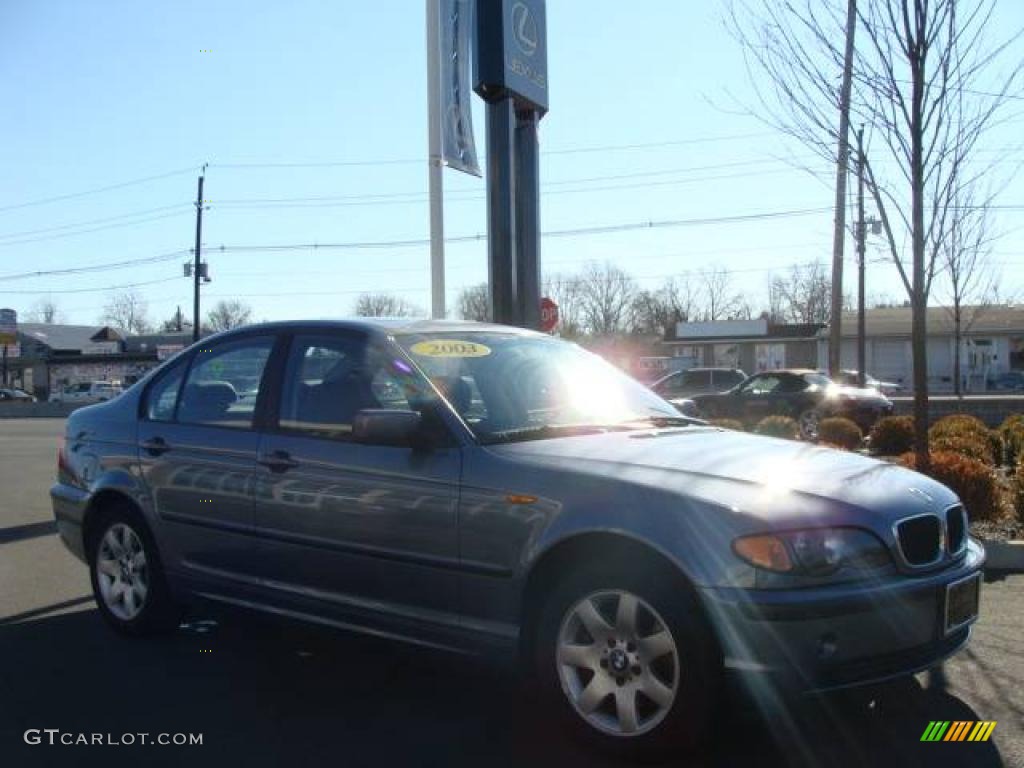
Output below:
[141,437,171,456]
[257,450,299,472]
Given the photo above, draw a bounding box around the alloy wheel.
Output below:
[95,523,149,621]
[556,590,679,737]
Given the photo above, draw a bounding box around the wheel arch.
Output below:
[517,531,709,666]
[82,488,148,563]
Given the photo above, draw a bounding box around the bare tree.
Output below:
[455,283,490,322]
[577,262,638,336]
[542,272,585,337]
[353,293,422,318]
[161,306,192,333]
[101,291,151,334]
[630,277,701,336]
[730,0,1023,468]
[938,191,999,395]
[768,262,833,324]
[698,267,748,321]
[24,298,64,324]
[206,300,253,333]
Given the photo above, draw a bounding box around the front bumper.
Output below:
[50,482,90,563]
[699,538,984,693]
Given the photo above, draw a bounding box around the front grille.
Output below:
[896,514,942,566]
[946,506,967,554]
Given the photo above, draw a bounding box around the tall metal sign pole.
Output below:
[475,0,548,329]
[426,0,481,319]
[426,0,447,319]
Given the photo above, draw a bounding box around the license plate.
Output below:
[944,573,981,634]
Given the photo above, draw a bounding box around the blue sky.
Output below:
[1,0,1022,327]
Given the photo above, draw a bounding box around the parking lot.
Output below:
[1,418,1022,767]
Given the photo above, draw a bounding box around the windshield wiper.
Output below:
[481,423,612,444]
[615,414,706,429]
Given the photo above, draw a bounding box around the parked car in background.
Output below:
[49,381,123,404]
[990,371,1024,392]
[651,367,747,401]
[50,320,983,759]
[691,369,893,439]
[833,369,903,396]
[0,387,35,403]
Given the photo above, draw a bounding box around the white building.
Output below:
[817,305,1024,392]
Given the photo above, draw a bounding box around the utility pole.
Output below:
[192,166,206,342]
[829,0,857,377]
[855,126,867,389]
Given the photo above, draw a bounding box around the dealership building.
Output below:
[816,305,1024,392]
[2,323,191,399]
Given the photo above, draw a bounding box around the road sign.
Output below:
[540,296,558,333]
[474,0,548,113]
[0,308,17,345]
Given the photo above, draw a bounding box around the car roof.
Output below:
[206,318,545,342]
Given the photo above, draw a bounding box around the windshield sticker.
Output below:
[410,340,492,358]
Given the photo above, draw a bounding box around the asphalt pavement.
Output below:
[1,418,1021,767]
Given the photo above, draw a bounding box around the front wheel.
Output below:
[798,408,821,440]
[534,561,720,759]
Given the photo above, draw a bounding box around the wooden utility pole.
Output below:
[829,0,857,377]
[192,168,206,342]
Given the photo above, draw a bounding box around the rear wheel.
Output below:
[534,560,720,759]
[89,505,180,635]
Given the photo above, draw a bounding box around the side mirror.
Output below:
[352,409,423,448]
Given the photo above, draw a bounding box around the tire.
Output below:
[88,503,180,636]
[798,408,821,440]
[533,557,721,760]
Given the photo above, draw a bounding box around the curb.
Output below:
[982,540,1024,573]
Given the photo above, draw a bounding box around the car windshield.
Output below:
[395,332,687,443]
[802,372,834,390]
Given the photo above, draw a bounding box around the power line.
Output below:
[0,276,181,295]
[0,249,190,282]
[207,207,833,254]
[0,209,192,248]
[206,132,781,170]
[0,167,200,214]
[0,204,192,242]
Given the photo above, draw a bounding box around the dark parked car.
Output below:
[690,369,893,439]
[0,387,35,403]
[833,370,903,396]
[51,321,982,758]
[651,367,747,400]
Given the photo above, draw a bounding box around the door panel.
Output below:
[252,332,461,630]
[138,335,276,582]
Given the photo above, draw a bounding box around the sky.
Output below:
[1,0,1022,329]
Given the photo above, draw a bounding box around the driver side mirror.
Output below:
[352,409,423,448]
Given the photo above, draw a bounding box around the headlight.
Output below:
[732,527,890,587]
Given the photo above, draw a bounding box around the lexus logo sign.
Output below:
[510,2,538,56]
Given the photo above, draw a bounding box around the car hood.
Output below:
[486,426,957,527]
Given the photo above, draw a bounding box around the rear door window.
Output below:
[177,336,274,429]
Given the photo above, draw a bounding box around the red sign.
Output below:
[540,296,559,333]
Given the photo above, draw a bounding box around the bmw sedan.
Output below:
[51,320,983,758]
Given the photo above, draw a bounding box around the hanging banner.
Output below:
[437,0,481,176]
[0,308,17,345]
